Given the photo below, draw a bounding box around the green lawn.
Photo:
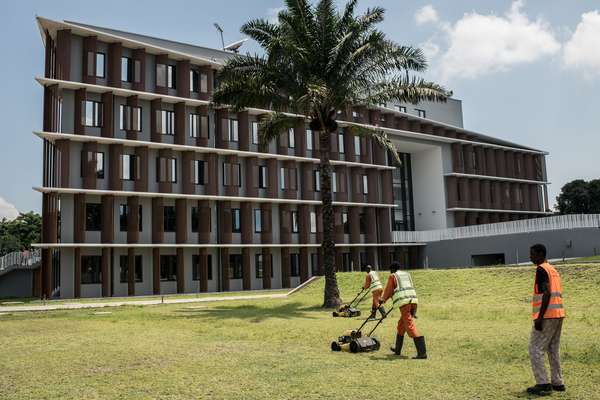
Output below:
[1,265,599,400]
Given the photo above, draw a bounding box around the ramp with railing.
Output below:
[393,214,600,243]
[0,249,42,277]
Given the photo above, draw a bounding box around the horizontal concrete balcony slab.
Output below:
[32,242,426,249]
[34,187,397,208]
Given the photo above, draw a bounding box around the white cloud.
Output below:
[415,5,439,25]
[438,0,560,81]
[563,11,600,77]
[0,197,19,221]
[420,40,440,61]
[267,7,284,24]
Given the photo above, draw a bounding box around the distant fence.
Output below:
[393,214,600,243]
[0,248,42,275]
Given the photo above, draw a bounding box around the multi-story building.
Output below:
[32,17,551,299]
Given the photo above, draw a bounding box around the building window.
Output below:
[199,72,208,93]
[291,211,299,233]
[158,110,175,135]
[164,206,176,232]
[311,253,319,275]
[362,175,369,194]
[121,57,133,82]
[338,132,345,154]
[167,65,176,89]
[359,212,366,234]
[290,253,300,277]
[193,160,205,185]
[306,129,313,150]
[229,119,239,142]
[288,128,295,148]
[251,121,259,145]
[156,63,166,87]
[254,209,262,233]
[190,70,199,93]
[394,105,406,113]
[121,154,138,181]
[190,115,209,139]
[160,255,177,281]
[95,52,105,78]
[332,172,338,193]
[232,208,241,233]
[258,166,267,189]
[310,211,317,234]
[81,151,105,179]
[85,203,102,231]
[352,110,359,119]
[314,170,321,192]
[83,100,103,127]
[342,212,349,234]
[192,254,213,280]
[119,204,143,232]
[119,255,143,283]
[189,114,200,138]
[223,163,241,187]
[354,136,361,156]
[280,167,297,190]
[191,206,199,233]
[229,254,243,279]
[416,109,426,118]
[81,256,102,284]
[157,157,177,183]
[119,105,141,131]
[255,254,264,279]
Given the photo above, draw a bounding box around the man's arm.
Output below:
[535,268,550,331]
[381,275,395,303]
[363,274,371,290]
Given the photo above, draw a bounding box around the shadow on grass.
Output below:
[171,302,325,323]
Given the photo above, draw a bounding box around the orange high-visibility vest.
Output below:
[532,262,565,320]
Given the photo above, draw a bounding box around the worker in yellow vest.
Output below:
[363,265,385,319]
[526,244,566,396]
[380,261,426,359]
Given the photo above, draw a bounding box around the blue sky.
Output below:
[0,0,598,218]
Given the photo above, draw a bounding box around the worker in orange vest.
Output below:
[380,261,426,359]
[363,265,385,319]
[526,244,566,396]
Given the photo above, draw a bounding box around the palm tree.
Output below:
[212,0,451,308]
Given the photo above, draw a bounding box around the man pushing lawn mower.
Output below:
[379,261,427,359]
[363,265,386,320]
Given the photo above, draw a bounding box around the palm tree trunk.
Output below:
[319,128,341,308]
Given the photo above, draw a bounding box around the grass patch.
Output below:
[1,264,599,399]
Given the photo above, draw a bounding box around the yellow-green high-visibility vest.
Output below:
[391,271,418,308]
[368,271,382,292]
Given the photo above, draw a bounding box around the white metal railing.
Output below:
[393,214,600,243]
[0,248,42,275]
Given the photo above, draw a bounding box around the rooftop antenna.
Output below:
[213,23,225,50]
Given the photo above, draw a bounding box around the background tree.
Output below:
[0,212,42,256]
[556,179,600,214]
[213,0,450,307]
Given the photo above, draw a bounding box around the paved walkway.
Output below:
[0,276,321,314]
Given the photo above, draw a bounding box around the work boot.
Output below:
[526,384,552,396]
[552,384,566,392]
[412,336,427,359]
[390,334,404,355]
[368,308,377,320]
[378,305,387,319]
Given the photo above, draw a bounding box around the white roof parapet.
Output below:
[393,214,600,243]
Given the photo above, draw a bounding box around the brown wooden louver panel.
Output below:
[101,92,114,138]
[262,248,272,289]
[176,60,190,98]
[109,144,123,191]
[221,248,230,291]
[151,98,163,143]
[198,200,211,244]
[127,196,140,244]
[241,203,253,244]
[132,49,146,92]
[152,248,160,295]
[260,203,272,244]
[176,248,185,293]
[82,36,98,85]
[280,247,291,289]
[238,111,249,151]
[176,199,187,244]
[155,54,169,95]
[74,88,86,135]
[196,105,209,147]
[81,141,97,190]
[101,195,114,243]
[242,248,252,290]
[73,193,86,243]
[55,29,71,81]
[152,197,164,244]
[135,146,148,192]
[107,42,122,88]
[174,102,186,145]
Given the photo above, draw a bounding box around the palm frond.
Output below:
[258,112,305,148]
[364,75,452,105]
[344,123,402,166]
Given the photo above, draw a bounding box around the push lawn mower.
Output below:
[332,288,370,318]
[331,306,393,353]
